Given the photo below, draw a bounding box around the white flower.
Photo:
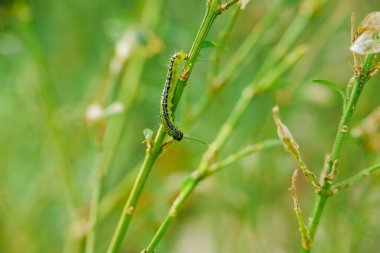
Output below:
[351,12,380,55]
[350,31,380,55]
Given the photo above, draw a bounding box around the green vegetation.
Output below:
[1,0,380,253]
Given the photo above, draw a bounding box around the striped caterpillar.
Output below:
[160,52,188,141]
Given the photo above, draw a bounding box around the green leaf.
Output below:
[183,135,209,146]
[201,40,218,49]
[312,79,346,101]
[312,79,348,109]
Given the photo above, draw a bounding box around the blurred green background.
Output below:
[1,0,380,252]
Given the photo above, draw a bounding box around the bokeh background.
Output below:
[1,0,380,252]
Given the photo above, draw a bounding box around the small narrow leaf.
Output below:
[202,40,218,49]
[183,135,209,146]
[312,79,346,102]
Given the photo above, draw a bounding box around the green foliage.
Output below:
[201,40,219,48]
[1,1,380,253]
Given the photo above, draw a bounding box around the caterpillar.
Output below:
[160,52,188,141]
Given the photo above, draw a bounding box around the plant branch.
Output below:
[254,0,324,83]
[172,0,222,111]
[208,4,240,82]
[107,126,166,253]
[302,54,376,253]
[289,169,311,250]
[144,140,280,253]
[333,162,380,192]
[106,1,233,252]
[192,0,287,121]
[273,106,321,191]
[208,139,281,174]
[143,46,306,253]
[85,1,164,252]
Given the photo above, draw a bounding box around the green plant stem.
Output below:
[102,73,278,225]
[99,163,141,220]
[85,54,147,253]
[85,153,102,253]
[85,1,164,252]
[145,140,280,253]
[208,139,281,174]
[144,177,198,253]
[333,162,380,191]
[302,54,375,253]
[215,0,287,86]
[144,46,306,253]
[254,3,315,81]
[273,107,320,191]
[172,0,221,110]
[289,170,311,249]
[106,126,166,253]
[192,0,287,121]
[209,5,240,80]
[199,46,306,176]
[19,3,77,215]
[296,207,310,249]
[106,1,230,252]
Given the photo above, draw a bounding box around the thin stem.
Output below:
[329,55,375,167]
[208,139,281,174]
[145,178,198,253]
[99,163,140,220]
[106,1,227,252]
[208,4,240,82]
[85,55,147,253]
[21,2,77,214]
[216,0,287,86]
[192,0,287,120]
[333,162,380,191]
[99,140,281,223]
[107,126,166,253]
[254,4,313,80]
[273,106,320,191]
[85,152,102,253]
[303,54,376,253]
[85,0,164,251]
[172,0,221,111]
[144,140,280,253]
[143,46,306,252]
[290,170,311,250]
[302,195,328,253]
